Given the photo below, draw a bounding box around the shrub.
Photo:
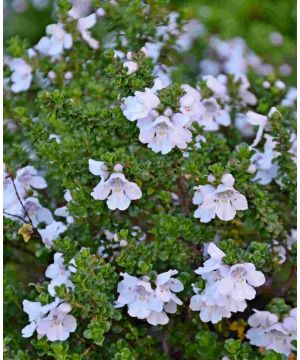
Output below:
[4,1,296,359]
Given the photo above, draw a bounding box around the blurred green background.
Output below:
[4,0,296,84]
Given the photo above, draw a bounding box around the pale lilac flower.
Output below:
[190,243,264,324]
[203,75,228,102]
[247,309,296,356]
[246,111,268,148]
[155,270,183,306]
[234,75,257,106]
[77,13,99,49]
[138,112,192,154]
[88,159,109,181]
[279,63,292,76]
[123,61,138,75]
[35,24,73,58]
[45,253,74,296]
[283,308,297,338]
[38,221,67,248]
[175,19,204,52]
[217,263,265,301]
[179,84,204,123]
[21,298,60,338]
[234,113,255,137]
[64,71,73,80]
[273,240,286,264]
[23,197,53,227]
[263,81,271,89]
[251,134,279,185]
[143,42,163,62]
[54,190,74,224]
[122,88,160,122]
[115,274,161,320]
[91,170,142,211]
[3,170,25,220]
[269,32,283,46]
[16,166,47,191]
[9,58,32,93]
[193,174,248,222]
[115,271,183,325]
[197,97,230,131]
[36,303,77,341]
[147,310,169,325]
[68,0,91,19]
[190,294,232,323]
[195,243,225,275]
[281,87,296,107]
[275,80,286,90]
[153,65,173,89]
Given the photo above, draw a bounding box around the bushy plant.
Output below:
[3,1,296,359]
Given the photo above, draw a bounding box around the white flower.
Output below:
[269,32,283,46]
[235,75,257,106]
[38,221,67,248]
[45,253,74,296]
[179,84,204,123]
[273,240,286,264]
[197,97,230,131]
[263,81,271,89]
[23,197,53,227]
[123,61,138,75]
[115,274,161,319]
[143,42,163,62]
[91,171,142,211]
[153,65,173,89]
[88,159,109,181]
[289,132,297,163]
[21,298,60,338]
[16,166,47,191]
[9,58,32,93]
[122,88,160,121]
[203,75,229,102]
[275,80,286,90]
[35,24,73,58]
[234,113,255,137]
[155,270,183,306]
[68,0,91,19]
[54,190,74,224]
[138,112,192,154]
[246,309,295,356]
[77,13,99,49]
[175,19,204,52]
[281,87,296,107]
[190,294,232,324]
[190,243,264,324]
[195,243,225,274]
[246,310,279,347]
[217,263,265,301]
[279,63,292,76]
[115,271,183,326]
[146,310,169,325]
[3,170,25,220]
[193,174,248,222]
[251,134,279,185]
[283,308,297,350]
[36,302,77,341]
[246,111,268,148]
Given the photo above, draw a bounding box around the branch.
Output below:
[12,179,34,228]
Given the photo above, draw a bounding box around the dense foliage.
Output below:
[3,0,296,359]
